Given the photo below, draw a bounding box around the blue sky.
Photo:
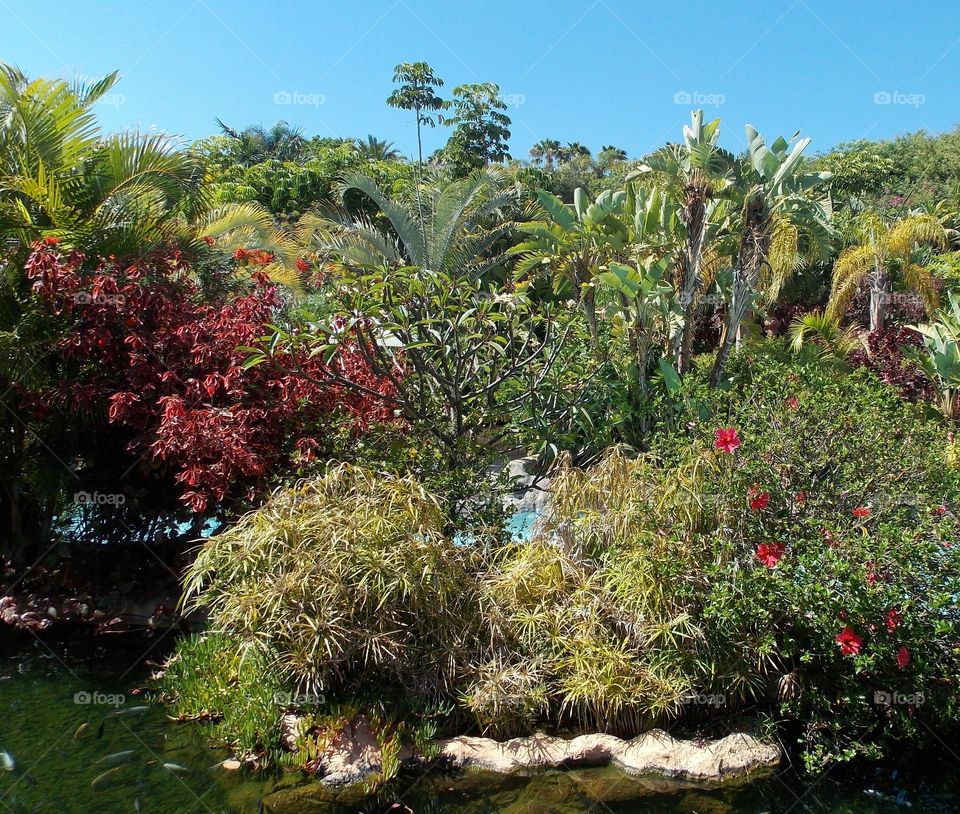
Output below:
[3,0,958,159]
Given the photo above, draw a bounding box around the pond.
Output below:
[1,636,958,814]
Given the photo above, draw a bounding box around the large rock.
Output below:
[437,729,779,782]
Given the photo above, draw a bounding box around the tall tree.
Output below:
[632,111,734,374]
[529,139,562,169]
[442,83,511,177]
[385,62,446,168]
[710,125,833,386]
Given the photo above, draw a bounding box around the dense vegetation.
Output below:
[2,61,959,780]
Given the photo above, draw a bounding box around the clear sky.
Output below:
[3,0,958,159]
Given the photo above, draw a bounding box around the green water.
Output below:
[1,636,958,814]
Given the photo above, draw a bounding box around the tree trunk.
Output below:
[582,292,599,348]
[870,267,888,333]
[672,187,708,375]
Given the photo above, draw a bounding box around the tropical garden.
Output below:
[2,60,960,810]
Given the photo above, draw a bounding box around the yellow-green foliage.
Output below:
[464,449,722,736]
[183,463,481,699]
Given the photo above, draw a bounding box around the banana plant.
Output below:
[905,293,960,420]
[710,125,833,386]
[511,187,628,346]
[629,110,735,374]
[597,256,681,405]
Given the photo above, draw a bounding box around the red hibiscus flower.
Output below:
[785,396,799,411]
[755,542,785,568]
[714,427,741,454]
[852,505,871,518]
[886,608,901,632]
[748,484,770,511]
[295,257,311,273]
[233,247,249,261]
[933,505,948,517]
[836,626,863,655]
[201,235,216,246]
[42,235,60,246]
[794,490,806,504]
[897,645,910,670]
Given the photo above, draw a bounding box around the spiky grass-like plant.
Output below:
[182,463,482,702]
[465,449,729,737]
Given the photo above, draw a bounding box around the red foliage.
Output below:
[26,244,395,513]
[849,327,934,402]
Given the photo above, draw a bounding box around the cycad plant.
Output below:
[299,167,520,281]
[826,212,948,333]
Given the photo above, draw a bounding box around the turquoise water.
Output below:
[505,510,537,541]
[1,637,958,813]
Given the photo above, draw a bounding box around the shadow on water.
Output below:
[1,636,958,814]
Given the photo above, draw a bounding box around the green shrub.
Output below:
[181,464,484,701]
[665,345,960,767]
[168,356,960,770]
[157,633,282,759]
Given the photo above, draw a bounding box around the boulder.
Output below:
[437,729,779,782]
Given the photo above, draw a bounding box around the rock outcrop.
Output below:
[437,729,780,781]
[294,715,779,788]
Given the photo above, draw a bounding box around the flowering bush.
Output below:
[25,243,395,517]
[667,345,960,768]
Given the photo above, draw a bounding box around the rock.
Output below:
[220,759,242,771]
[279,713,300,751]
[499,456,552,518]
[438,729,779,782]
[615,730,780,781]
[318,714,400,786]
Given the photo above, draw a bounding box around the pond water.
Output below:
[1,636,958,814]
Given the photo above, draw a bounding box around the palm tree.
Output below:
[788,311,861,360]
[632,110,735,374]
[215,119,308,166]
[563,142,591,161]
[0,67,206,259]
[529,139,562,169]
[298,168,521,280]
[710,125,833,386]
[826,213,947,332]
[354,135,402,161]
